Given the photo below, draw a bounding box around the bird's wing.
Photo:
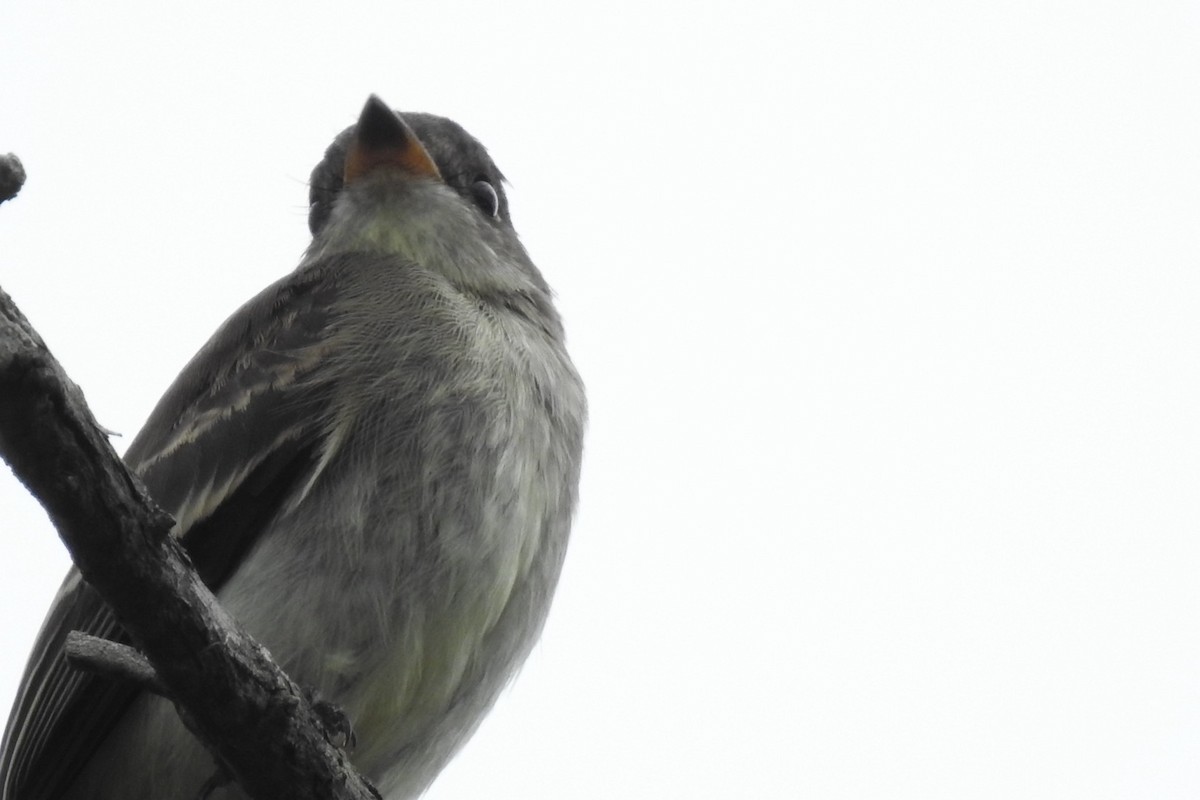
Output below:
[0,259,348,800]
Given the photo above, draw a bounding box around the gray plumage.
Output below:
[0,99,585,799]
[309,112,515,237]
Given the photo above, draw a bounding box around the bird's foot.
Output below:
[304,687,357,750]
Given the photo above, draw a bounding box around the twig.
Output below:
[0,154,25,204]
[63,632,168,697]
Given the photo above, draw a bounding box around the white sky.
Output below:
[2,2,1199,798]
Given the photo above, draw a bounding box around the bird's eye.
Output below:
[469,179,500,219]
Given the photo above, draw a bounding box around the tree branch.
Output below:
[0,154,25,204]
[64,632,167,697]
[0,283,378,800]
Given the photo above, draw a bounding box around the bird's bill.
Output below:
[343,95,443,185]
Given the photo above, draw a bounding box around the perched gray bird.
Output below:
[0,96,586,799]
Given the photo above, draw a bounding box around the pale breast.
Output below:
[464,304,584,620]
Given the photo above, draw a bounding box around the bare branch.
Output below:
[64,632,167,697]
[0,155,25,204]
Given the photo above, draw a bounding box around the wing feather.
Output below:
[0,259,348,800]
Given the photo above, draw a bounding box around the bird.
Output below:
[0,95,586,800]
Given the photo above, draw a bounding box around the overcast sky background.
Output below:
[2,2,1199,798]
